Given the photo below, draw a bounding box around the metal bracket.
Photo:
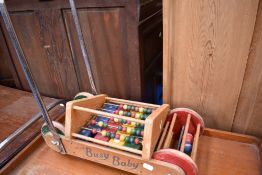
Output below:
[0,0,66,154]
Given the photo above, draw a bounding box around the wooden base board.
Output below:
[2,128,261,175]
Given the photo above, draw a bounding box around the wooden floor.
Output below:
[2,131,261,175]
[0,85,64,168]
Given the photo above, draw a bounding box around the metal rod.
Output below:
[68,0,98,95]
[0,99,65,152]
[0,0,66,154]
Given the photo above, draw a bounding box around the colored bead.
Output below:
[136,129,141,136]
[120,135,125,141]
[114,118,119,122]
[135,113,140,119]
[140,114,145,120]
[122,119,127,124]
[131,112,135,118]
[115,134,120,139]
[141,131,144,136]
[114,110,119,114]
[134,138,140,144]
[91,119,96,125]
[143,108,147,113]
[129,136,134,143]
[122,127,127,132]
[131,122,136,126]
[119,110,124,116]
[127,112,131,117]
[92,128,97,134]
[118,119,122,123]
[103,122,108,128]
[98,121,104,127]
[119,104,124,109]
[123,111,128,116]
[186,133,193,143]
[110,132,115,138]
[123,104,128,110]
[118,125,123,131]
[127,127,132,134]
[131,129,136,135]
[101,130,107,136]
[131,106,135,111]
[139,107,144,113]
[110,117,114,121]
[184,143,192,154]
[125,136,130,142]
[106,132,111,137]
[127,105,131,110]
[135,107,139,112]
[147,109,152,114]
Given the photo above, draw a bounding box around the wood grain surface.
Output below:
[163,0,259,131]
[0,85,64,168]
[232,1,262,138]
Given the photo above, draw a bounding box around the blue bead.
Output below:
[184,143,192,154]
[110,132,115,138]
[129,136,135,143]
[79,128,93,137]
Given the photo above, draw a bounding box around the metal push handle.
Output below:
[0,0,66,154]
[68,0,98,95]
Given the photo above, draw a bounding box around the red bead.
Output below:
[186,133,193,143]
[134,138,140,144]
[122,127,127,132]
[135,107,139,112]
[114,110,119,114]
[119,104,124,109]
[127,121,131,125]
[92,128,97,134]
[115,134,120,139]
[141,131,144,136]
[131,112,135,118]
[91,120,96,125]
[110,117,114,121]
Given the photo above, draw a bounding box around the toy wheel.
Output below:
[41,121,65,136]
[153,149,198,175]
[74,92,94,100]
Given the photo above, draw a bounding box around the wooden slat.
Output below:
[232,1,262,138]
[163,113,177,148]
[191,124,200,161]
[179,114,191,152]
[156,121,170,150]
[73,106,145,124]
[72,133,142,155]
[163,0,259,130]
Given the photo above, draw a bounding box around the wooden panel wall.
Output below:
[163,0,262,137]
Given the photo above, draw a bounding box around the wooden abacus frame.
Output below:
[65,94,170,160]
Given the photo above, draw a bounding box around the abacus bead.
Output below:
[140,114,145,120]
[115,134,120,139]
[127,105,131,110]
[127,127,132,134]
[143,108,147,113]
[135,113,140,119]
[125,136,130,142]
[139,107,144,113]
[119,110,124,115]
[131,106,135,111]
[131,129,136,135]
[184,143,192,154]
[129,137,134,143]
[135,107,139,112]
[110,117,114,121]
[127,121,131,125]
[141,131,144,136]
[106,132,111,137]
[118,125,123,131]
[134,138,140,144]
[122,119,127,124]
[120,135,125,141]
[114,110,119,114]
[123,104,128,110]
[131,122,136,126]
[124,111,128,116]
[119,104,124,109]
[101,130,107,136]
[114,118,119,122]
[103,122,108,128]
[122,127,127,132]
[127,112,131,117]
[147,109,152,114]
[118,119,122,123]
[186,133,193,143]
[91,119,96,125]
[110,132,115,138]
[92,128,97,134]
[98,121,104,127]
[131,112,135,118]
[136,129,141,136]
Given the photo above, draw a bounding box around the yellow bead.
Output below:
[101,130,107,136]
[123,104,128,110]
[114,118,119,122]
[127,127,132,134]
[139,107,144,113]
[119,110,124,115]
[135,113,140,119]
[120,135,125,141]
[131,122,136,126]
[98,121,103,127]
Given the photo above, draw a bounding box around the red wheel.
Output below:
[153,149,198,175]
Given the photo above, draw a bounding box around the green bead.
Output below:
[106,132,111,137]
[131,129,136,135]
[127,105,131,110]
[136,129,141,136]
[143,108,147,113]
[147,109,152,114]
[103,122,108,128]
[131,106,135,111]
[125,136,130,142]
[123,111,128,116]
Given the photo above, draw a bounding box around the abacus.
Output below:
[42,94,206,175]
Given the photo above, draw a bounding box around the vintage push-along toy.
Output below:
[41,93,205,175]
